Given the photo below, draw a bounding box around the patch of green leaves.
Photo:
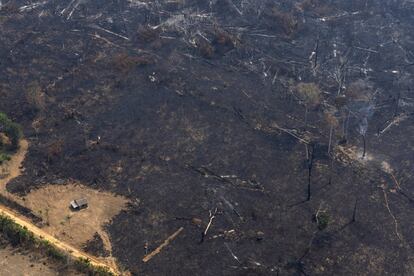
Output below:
[0,112,22,151]
[316,212,330,230]
[0,152,11,164]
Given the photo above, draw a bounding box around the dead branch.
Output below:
[268,123,310,144]
[190,166,265,192]
[224,243,241,263]
[246,33,280,38]
[378,113,408,136]
[202,208,218,241]
[381,186,403,241]
[142,227,184,263]
[89,25,130,41]
[60,0,76,15]
[221,197,243,220]
[353,46,379,54]
[226,0,243,16]
[66,0,81,20]
[390,172,402,191]
[90,33,122,48]
[19,1,47,12]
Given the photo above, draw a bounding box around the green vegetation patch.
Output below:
[0,152,11,164]
[0,215,36,246]
[316,211,330,230]
[74,257,114,276]
[0,112,22,151]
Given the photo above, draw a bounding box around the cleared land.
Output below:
[22,183,128,261]
[0,139,123,275]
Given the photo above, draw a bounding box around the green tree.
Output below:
[0,112,22,150]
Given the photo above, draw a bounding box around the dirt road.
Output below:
[0,140,120,275]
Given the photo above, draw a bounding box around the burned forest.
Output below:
[1,0,414,275]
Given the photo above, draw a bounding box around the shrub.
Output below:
[113,52,155,73]
[196,38,214,59]
[26,81,46,111]
[46,139,64,162]
[213,28,237,47]
[316,212,330,230]
[39,240,66,261]
[0,153,11,164]
[0,112,22,150]
[295,82,322,109]
[75,257,113,276]
[270,8,298,36]
[0,215,36,246]
[137,25,160,42]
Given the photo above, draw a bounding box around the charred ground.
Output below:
[1,0,414,275]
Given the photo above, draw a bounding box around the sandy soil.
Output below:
[21,183,128,251]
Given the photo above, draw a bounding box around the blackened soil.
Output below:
[1,0,414,275]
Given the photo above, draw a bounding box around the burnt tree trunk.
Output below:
[328,124,334,154]
[307,144,315,201]
[344,109,351,140]
[362,135,366,158]
[304,107,308,129]
[352,199,358,222]
[393,91,400,117]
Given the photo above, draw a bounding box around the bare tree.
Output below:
[358,117,369,158]
[352,198,358,223]
[306,143,315,201]
[346,80,376,158]
[325,109,339,155]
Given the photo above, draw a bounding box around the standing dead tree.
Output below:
[331,48,351,96]
[334,95,349,142]
[332,61,347,96]
[360,128,367,158]
[345,80,376,158]
[351,198,358,223]
[306,143,315,201]
[325,109,339,155]
[309,38,319,76]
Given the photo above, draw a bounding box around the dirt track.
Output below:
[0,140,120,275]
[0,139,28,195]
